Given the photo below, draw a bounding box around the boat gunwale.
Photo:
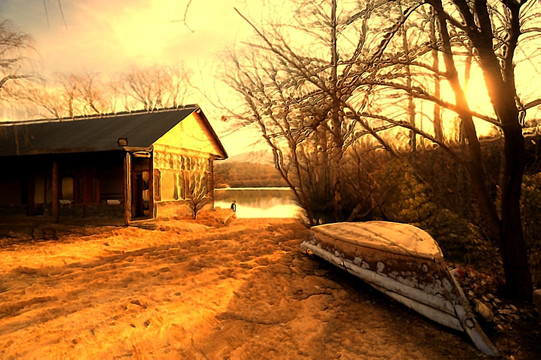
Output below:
[310,225,441,262]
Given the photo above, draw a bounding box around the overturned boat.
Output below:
[300,221,499,356]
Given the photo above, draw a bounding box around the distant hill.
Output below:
[224,149,274,164]
[215,150,286,188]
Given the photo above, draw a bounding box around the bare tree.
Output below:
[224,0,402,225]
[186,170,209,219]
[121,64,191,111]
[24,63,193,118]
[57,73,79,118]
[23,82,65,119]
[0,20,34,103]
[74,72,109,115]
[427,6,443,142]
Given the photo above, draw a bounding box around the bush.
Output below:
[368,158,501,273]
[521,173,541,288]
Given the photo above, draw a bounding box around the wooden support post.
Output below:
[82,167,90,218]
[124,152,132,225]
[208,157,215,207]
[148,153,154,219]
[52,160,59,222]
[27,174,35,216]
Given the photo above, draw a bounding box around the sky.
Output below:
[0,0,268,156]
[0,0,255,74]
[1,1,540,156]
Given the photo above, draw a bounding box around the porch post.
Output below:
[208,157,215,208]
[52,159,59,222]
[27,174,35,216]
[124,152,132,224]
[148,152,154,218]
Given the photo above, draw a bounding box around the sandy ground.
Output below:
[0,214,538,359]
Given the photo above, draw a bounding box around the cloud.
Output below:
[1,0,272,80]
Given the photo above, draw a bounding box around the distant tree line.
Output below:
[214,161,287,188]
[15,64,192,119]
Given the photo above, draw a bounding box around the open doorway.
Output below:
[131,156,152,219]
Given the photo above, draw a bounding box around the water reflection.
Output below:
[214,187,303,218]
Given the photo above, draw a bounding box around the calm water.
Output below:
[214,187,303,218]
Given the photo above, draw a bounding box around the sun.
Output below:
[464,68,493,115]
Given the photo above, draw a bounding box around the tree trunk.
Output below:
[434,5,502,243]
[330,0,343,221]
[499,123,532,299]
[429,9,443,142]
[399,0,417,151]
[52,160,59,222]
[452,0,533,300]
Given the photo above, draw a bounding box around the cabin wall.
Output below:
[0,157,44,215]
[57,152,125,218]
[0,179,22,205]
[0,152,125,219]
[149,111,222,219]
[0,178,24,215]
[152,145,214,219]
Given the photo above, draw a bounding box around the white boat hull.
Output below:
[301,222,499,356]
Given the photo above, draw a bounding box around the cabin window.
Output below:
[184,171,209,200]
[173,174,179,200]
[61,177,74,200]
[179,172,185,199]
[142,171,150,211]
[153,169,161,201]
[200,172,208,196]
[74,176,100,204]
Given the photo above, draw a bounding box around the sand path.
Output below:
[0,217,487,359]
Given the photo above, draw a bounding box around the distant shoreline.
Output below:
[215,186,290,190]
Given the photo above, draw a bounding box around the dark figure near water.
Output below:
[231,200,237,212]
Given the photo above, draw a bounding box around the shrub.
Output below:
[521,173,541,288]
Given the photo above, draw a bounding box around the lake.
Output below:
[214,187,303,218]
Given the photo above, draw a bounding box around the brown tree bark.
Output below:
[432,0,533,300]
[429,8,443,143]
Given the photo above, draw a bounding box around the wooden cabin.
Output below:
[0,105,228,223]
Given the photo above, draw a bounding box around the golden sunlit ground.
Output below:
[0,213,537,359]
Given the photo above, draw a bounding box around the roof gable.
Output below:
[154,110,227,159]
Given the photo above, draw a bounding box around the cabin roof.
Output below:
[0,106,228,159]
